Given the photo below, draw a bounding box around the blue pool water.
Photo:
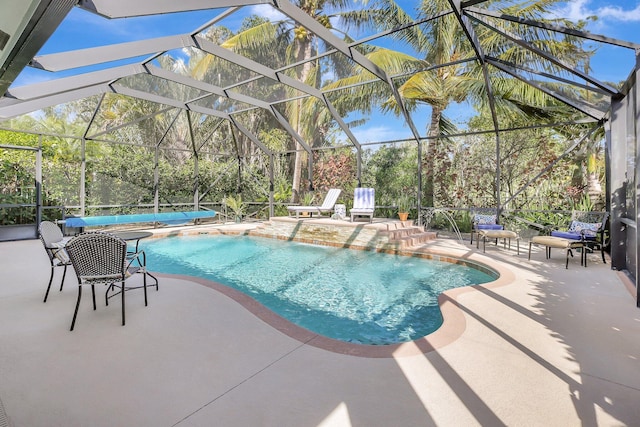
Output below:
[141,235,495,345]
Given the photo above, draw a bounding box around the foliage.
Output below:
[0,1,609,227]
[361,143,417,207]
[300,192,315,205]
[396,194,412,212]
[311,149,357,196]
[224,194,246,220]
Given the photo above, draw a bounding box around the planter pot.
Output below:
[398,212,409,221]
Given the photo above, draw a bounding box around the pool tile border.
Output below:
[149,229,515,358]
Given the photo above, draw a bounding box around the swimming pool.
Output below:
[141,235,495,345]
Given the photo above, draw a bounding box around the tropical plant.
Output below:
[224,194,246,222]
[300,192,315,205]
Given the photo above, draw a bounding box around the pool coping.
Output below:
[149,231,516,358]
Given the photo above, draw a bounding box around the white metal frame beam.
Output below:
[77,0,269,19]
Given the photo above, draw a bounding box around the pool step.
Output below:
[252,217,437,250]
[381,226,438,248]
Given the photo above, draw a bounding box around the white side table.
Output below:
[333,204,346,220]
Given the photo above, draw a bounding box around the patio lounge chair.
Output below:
[550,211,609,263]
[470,209,503,245]
[65,232,150,331]
[350,187,375,223]
[39,221,72,303]
[287,188,341,218]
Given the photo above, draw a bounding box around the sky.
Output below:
[8,0,640,143]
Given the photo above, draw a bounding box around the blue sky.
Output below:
[10,0,640,142]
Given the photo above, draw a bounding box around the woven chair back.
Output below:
[66,232,127,282]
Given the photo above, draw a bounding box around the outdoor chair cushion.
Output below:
[475,214,498,225]
[568,220,601,237]
[51,241,70,263]
[551,221,601,241]
[473,214,504,231]
[475,224,504,230]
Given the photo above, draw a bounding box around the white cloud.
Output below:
[554,0,640,23]
[598,4,640,21]
[248,4,287,22]
[352,125,408,143]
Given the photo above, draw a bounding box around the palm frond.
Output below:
[221,22,279,52]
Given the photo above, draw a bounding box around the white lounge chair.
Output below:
[287,188,342,218]
[350,187,375,223]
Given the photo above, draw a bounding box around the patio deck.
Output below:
[0,221,639,426]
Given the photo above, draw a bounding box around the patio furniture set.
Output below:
[471,210,608,269]
[38,195,608,333]
[287,189,609,269]
[39,221,159,331]
[287,187,375,222]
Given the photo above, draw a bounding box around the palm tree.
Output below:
[405,1,594,206]
[189,2,394,202]
[325,0,594,207]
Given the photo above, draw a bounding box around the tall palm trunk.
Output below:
[586,152,602,207]
[423,106,442,207]
[290,34,314,203]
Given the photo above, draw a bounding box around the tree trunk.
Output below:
[423,106,442,207]
[586,153,602,208]
[290,35,313,203]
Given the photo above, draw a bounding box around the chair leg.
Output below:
[143,272,148,307]
[91,285,96,310]
[44,266,55,303]
[141,251,158,291]
[70,285,82,331]
[121,280,126,326]
[105,284,116,306]
[147,271,159,291]
[59,265,68,291]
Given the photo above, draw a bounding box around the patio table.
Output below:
[113,231,153,253]
[113,231,158,289]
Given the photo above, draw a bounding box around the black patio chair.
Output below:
[470,208,503,245]
[65,232,150,331]
[550,211,609,263]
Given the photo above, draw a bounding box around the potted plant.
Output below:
[396,195,412,221]
[224,194,246,223]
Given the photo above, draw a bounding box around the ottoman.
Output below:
[477,230,519,254]
[528,235,586,269]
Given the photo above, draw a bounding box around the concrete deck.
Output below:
[1,221,639,426]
